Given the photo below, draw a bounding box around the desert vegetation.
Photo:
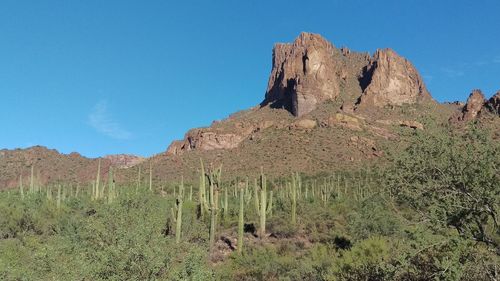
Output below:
[0,127,498,281]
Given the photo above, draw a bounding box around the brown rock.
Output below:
[291,119,317,129]
[262,32,342,117]
[356,49,432,108]
[485,91,500,115]
[104,154,145,168]
[458,89,486,122]
[328,113,363,131]
[166,140,188,156]
[186,129,244,151]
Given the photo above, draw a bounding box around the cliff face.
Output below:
[460,90,486,121]
[262,33,433,117]
[262,32,342,117]
[356,48,432,108]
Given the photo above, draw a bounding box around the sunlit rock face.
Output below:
[262,32,342,117]
[356,48,432,108]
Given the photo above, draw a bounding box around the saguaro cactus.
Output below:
[291,172,299,225]
[108,167,115,203]
[198,159,208,218]
[238,187,244,254]
[19,174,24,200]
[136,165,142,193]
[206,165,222,251]
[223,184,228,221]
[57,185,61,209]
[30,165,34,194]
[256,169,272,238]
[171,180,184,244]
[95,159,101,199]
[149,162,153,192]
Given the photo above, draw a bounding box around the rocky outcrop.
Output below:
[485,91,500,115]
[326,113,363,131]
[104,154,145,168]
[356,49,432,108]
[451,89,486,122]
[166,129,245,155]
[166,121,277,155]
[262,32,342,117]
[262,33,434,116]
[290,119,317,130]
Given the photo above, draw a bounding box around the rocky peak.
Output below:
[459,89,486,121]
[356,48,432,108]
[485,91,500,115]
[261,32,342,117]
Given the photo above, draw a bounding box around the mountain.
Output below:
[146,32,499,182]
[1,32,499,188]
[0,146,108,189]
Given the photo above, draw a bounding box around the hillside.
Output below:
[131,33,500,183]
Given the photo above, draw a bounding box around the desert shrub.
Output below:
[348,195,402,241]
[386,126,500,249]
[325,237,394,281]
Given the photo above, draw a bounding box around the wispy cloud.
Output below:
[441,67,464,78]
[493,56,500,64]
[422,74,434,82]
[88,100,132,140]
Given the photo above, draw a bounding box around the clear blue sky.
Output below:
[1,1,499,157]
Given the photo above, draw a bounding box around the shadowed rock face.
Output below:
[262,32,342,117]
[486,91,500,115]
[356,49,432,108]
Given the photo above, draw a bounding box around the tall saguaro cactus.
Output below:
[291,172,300,225]
[206,165,222,251]
[136,165,141,192]
[30,165,34,194]
[108,166,115,203]
[223,184,228,220]
[149,162,153,192]
[57,185,61,209]
[171,180,184,244]
[238,187,244,254]
[95,158,101,199]
[19,174,24,200]
[256,169,272,238]
[198,159,208,218]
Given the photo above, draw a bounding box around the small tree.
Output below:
[386,126,499,249]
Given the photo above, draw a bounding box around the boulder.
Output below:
[327,113,363,131]
[291,119,317,129]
